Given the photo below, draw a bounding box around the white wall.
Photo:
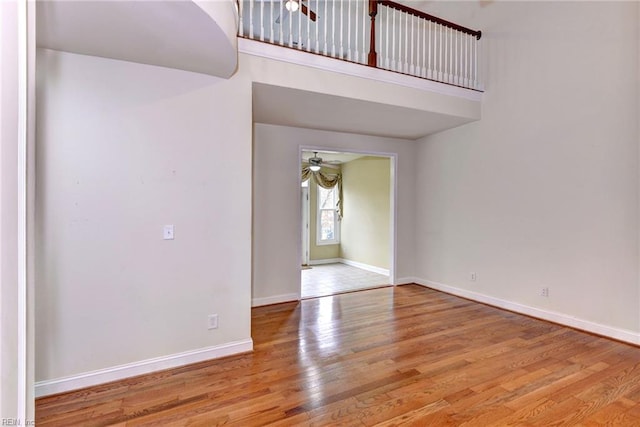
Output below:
[35,49,253,386]
[252,124,415,305]
[1,0,21,416]
[1,0,35,418]
[415,2,640,334]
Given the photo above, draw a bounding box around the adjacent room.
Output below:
[300,150,392,298]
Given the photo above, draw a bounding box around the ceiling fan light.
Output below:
[285,0,299,12]
[309,165,321,172]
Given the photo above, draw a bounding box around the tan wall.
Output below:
[340,157,390,269]
[308,166,341,261]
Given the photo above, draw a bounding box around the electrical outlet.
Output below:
[208,314,219,330]
[540,287,549,297]
[469,272,477,282]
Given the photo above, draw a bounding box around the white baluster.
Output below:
[422,19,426,77]
[279,0,284,45]
[427,20,432,79]
[451,27,455,84]
[249,0,254,38]
[347,0,352,60]
[391,9,396,71]
[455,30,459,85]
[239,0,244,37]
[384,6,389,69]
[288,0,293,47]
[465,34,469,87]
[330,0,335,56]
[306,0,311,51]
[410,14,415,75]
[445,26,449,82]
[452,30,456,85]
[338,0,343,59]
[470,34,475,88]
[315,0,320,53]
[297,0,302,49]
[269,0,274,42]
[439,24,443,81]
[260,0,264,41]
[401,12,406,73]
[324,0,328,55]
[398,10,403,72]
[349,0,360,62]
[476,36,481,89]
[362,0,369,64]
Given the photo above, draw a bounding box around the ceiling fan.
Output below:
[276,0,317,24]
[304,152,340,171]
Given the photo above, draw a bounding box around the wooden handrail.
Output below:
[377,0,482,40]
[238,0,484,90]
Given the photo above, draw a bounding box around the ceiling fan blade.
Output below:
[300,3,317,21]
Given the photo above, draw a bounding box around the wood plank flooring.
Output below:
[36,284,640,426]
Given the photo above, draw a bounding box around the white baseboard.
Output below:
[340,259,390,276]
[252,293,299,307]
[414,278,640,346]
[308,258,341,265]
[34,339,253,398]
[395,277,419,285]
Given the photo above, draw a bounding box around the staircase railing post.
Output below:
[367,0,378,67]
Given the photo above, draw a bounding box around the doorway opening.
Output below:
[299,148,396,299]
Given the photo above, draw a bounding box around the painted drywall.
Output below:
[1,0,20,415]
[415,2,639,332]
[308,166,341,262]
[340,157,391,270]
[253,124,415,303]
[35,49,253,381]
[1,0,36,417]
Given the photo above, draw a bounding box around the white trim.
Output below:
[239,38,483,102]
[34,339,254,398]
[414,278,640,346]
[389,154,397,286]
[316,185,340,246]
[308,258,341,265]
[341,259,389,276]
[17,0,28,419]
[252,293,300,307]
[395,277,419,285]
[300,145,398,288]
[301,186,309,265]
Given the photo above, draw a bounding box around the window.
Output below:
[317,185,340,245]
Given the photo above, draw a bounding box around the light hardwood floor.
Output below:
[36,285,640,425]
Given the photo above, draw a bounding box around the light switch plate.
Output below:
[163,225,174,240]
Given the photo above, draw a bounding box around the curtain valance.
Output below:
[302,166,343,218]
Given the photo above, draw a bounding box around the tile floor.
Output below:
[301,263,390,299]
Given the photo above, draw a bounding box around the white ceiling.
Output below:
[36,0,238,78]
[253,83,477,140]
[302,151,365,164]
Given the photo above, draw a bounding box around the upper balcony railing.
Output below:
[238,0,483,90]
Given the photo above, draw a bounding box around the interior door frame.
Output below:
[301,185,310,265]
[298,145,397,286]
